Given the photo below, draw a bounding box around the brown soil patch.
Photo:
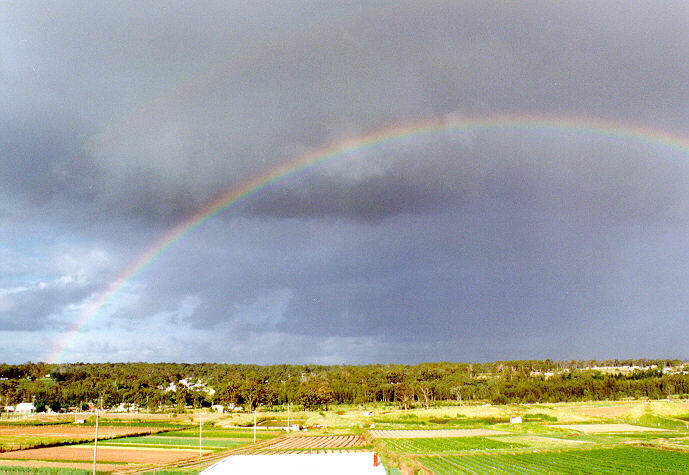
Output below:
[554,424,669,433]
[569,405,635,418]
[368,429,507,439]
[0,446,202,464]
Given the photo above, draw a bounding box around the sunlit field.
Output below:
[3,399,689,473]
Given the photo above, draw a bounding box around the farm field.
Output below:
[157,427,281,439]
[0,460,124,473]
[97,435,247,451]
[378,436,527,453]
[0,417,289,473]
[369,429,508,438]
[553,423,670,433]
[361,401,689,473]
[247,434,368,453]
[94,427,283,454]
[0,445,201,464]
[417,447,689,474]
[3,400,689,473]
[0,423,168,451]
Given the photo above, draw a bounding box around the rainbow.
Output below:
[46,113,689,362]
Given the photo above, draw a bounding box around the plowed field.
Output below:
[260,435,366,450]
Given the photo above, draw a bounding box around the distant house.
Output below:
[510,416,522,424]
[113,402,139,412]
[212,404,224,413]
[3,405,14,413]
[15,402,36,414]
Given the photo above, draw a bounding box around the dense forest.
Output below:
[0,359,686,413]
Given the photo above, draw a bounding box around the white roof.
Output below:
[15,403,35,410]
[202,452,387,474]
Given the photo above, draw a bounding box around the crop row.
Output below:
[418,447,689,474]
[379,437,525,454]
[261,435,366,450]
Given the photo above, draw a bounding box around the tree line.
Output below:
[0,359,685,413]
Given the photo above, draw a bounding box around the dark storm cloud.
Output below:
[5,1,688,224]
[3,1,689,363]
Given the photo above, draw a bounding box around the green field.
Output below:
[0,467,92,474]
[97,435,248,450]
[418,447,689,474]
[157,428,280,439]
[378,437,527,453]
[0,435,94,452]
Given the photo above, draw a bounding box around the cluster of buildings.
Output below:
[161,378,216,396]
[2,402,36,414]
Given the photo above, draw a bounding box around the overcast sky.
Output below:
[2,1,689,364]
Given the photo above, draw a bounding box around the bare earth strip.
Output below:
[554,424,669,433]
[566,404,636,418]
[368,429,508,439]
[0,446,202,464]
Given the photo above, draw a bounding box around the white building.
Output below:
[202,452,386,474]
[15,402,36,414]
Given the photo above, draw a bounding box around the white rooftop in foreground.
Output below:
[202,452,387,474]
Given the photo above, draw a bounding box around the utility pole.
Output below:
[253,408,257,443]
[287,402,290,429]
[92,409,99,475]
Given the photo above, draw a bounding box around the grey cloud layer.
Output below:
[3,1,689,362]
[4,1,689,223]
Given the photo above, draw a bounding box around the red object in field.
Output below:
[373,452,379,466]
